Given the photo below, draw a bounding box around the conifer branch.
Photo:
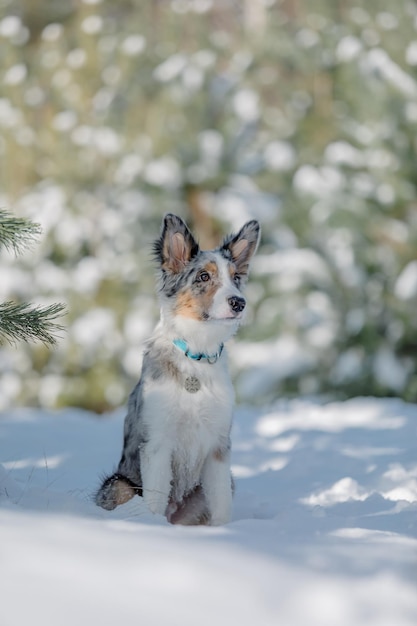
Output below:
[0,301,66,346]
[0,209,42,255]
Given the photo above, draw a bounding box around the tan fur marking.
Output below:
[162,357,182,383]
[204,261,218,276]
[213,447,227,462]
[175,263,221,320]
[161,237,171,271]
[175,261,219,320]
[114,480,136,506]
[228,262,241,280]
[162,232,190,273]
[148,352,182,382]
[175,291,202,320]
[232,238,248,260]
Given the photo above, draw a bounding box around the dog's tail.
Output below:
[95,472,143,510]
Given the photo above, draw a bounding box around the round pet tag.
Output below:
[184,376,201,393]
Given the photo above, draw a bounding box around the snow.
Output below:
[66,48,86,69]
[264,140,296,171]
[3,63,27,86]
[52,110,78,132]
[91,126,122,155]
[1,397,416,626]
[395,260,417,300]
[253,249,332,287]
[41,23,63,42]
[234,336,315,399]
[233,89,260,122]
[71,308,117,348]
[405,41,417,66]
[120,34,146,57]
[324,141,364,167]
[0,15,23,38]
[336,36,363,62]
[153,53,188,82]
[199,129,224,161]
[373,347,409,392]
[144,156,182,188]
[293,164,345,198]
[80,15,103,35]
[364,48,417,97]
[295,28,319,49]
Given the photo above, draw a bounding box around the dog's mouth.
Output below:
[205,315,242,322]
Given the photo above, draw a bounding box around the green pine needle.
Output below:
[0,209,42,255]
[0,301,66,346]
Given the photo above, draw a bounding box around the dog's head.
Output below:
[154,214,260,330]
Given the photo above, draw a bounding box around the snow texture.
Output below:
[1,397,416,626]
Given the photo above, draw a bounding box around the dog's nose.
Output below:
[228,296,246,314]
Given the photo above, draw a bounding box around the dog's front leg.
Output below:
[201,452,233,526]
[140,443,172,516]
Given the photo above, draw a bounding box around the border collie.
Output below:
[95,213,260,525]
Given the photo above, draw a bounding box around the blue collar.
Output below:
[173,339,224,364]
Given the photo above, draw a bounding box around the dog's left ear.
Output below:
[221,220,260,274]
[154,213,200,273]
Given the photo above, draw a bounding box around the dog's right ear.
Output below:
[154,214,200,273]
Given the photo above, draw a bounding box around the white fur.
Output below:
[209,255,244,321]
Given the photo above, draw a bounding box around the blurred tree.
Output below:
[1,0,417,409]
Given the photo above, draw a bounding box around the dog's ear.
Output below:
[154,214,199,273]
[221,220,260,275]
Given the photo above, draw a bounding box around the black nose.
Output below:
[228,296,246,314]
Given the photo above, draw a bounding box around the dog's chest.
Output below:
[146,371,231,423]
[142,361,233,443]
[168,381,231,498]
[143,370,232,499]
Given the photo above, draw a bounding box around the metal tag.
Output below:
[184,376,201,393]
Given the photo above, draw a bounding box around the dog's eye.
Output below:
[197,271,210,283]
[233,274,241,286]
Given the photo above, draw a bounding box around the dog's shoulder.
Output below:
[141,334,183,384]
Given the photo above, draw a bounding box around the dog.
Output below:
[95,213,260,525]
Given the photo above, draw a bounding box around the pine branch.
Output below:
[0,209,42,255]
[0,301,66,346]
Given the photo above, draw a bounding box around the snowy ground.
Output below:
[1,397,416,626]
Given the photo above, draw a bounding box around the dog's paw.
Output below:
[95,473,141,510]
